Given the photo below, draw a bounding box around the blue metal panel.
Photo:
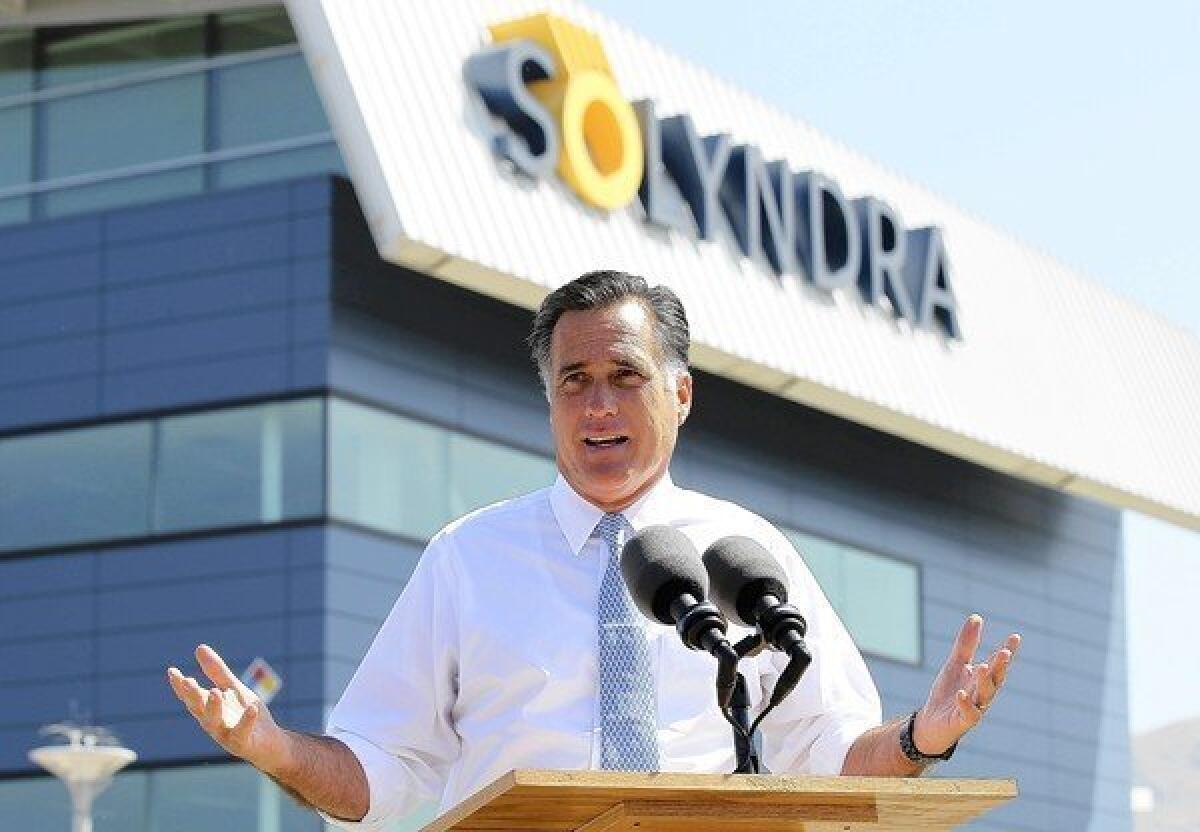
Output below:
[0,551,93,597]
[0,592,96,642]
[103,308,290,371]
[289,345,329,387]
[292,256,333,300]
[104,182,293,245]
[0,376,100,431]
[0,215,102,261]
[0,294,99,346]
[0,335,100,386]
[290,299,332,345]
[96,573,287,631]
[289,176,336,214]
[96,532,290,587]
[102,352,291,414]
[104,220,291,287]
[292,212,333,258]
[95,618,287,676]
[0,637,94,685]
[103,263,290,329]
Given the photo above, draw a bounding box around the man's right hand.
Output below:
[167,644,293,776]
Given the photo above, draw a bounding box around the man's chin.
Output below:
[571,468,657,510]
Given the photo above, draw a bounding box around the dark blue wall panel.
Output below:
[0,176,336,433]
[0,526,324,770]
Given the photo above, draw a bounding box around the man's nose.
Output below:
[584,382,618,417]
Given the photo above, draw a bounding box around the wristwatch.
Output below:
[899,711,957,763]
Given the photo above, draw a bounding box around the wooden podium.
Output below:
[420,769,1017,831]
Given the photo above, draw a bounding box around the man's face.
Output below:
[548,299,692,512]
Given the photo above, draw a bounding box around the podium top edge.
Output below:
[505,768,1019,797]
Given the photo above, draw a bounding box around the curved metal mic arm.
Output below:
[720,608,814,774]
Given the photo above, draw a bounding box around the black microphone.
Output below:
[620,525,738,708]
[702,535,812,705]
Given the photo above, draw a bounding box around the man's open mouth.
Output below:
[582,436,629,448]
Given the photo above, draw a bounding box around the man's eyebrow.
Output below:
[556,358,646,378]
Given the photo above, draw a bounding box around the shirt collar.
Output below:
[549,470,680,556]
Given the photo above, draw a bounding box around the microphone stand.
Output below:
[723,633,772,774]
[730,673,762,773]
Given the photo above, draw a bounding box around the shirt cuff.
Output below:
[317,730,406,831]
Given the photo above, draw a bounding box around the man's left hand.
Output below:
[913,614,1021,755]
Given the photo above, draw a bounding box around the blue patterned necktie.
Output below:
[594,512,660,771]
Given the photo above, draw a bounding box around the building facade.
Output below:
[0,3,1177,830]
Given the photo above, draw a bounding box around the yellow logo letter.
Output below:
[489,14,644,210]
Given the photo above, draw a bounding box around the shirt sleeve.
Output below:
[319,534,462,830]
[752,522,883,776]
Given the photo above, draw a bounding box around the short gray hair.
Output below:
[528,270,690,390]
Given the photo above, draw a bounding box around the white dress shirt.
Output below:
[324,472,881,830]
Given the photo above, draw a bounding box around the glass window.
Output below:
[330,399,557,543]
[0,105,34,189]
[0,32,35,226]
[92,768,149,831]
[41,166,205,219]
[329,399,450,541]
[214,142,343,190]
[0,764,323,832]
[0,29,35,97]
[36,20,208,217]
[840,548,921,664]
[1,12,343,228]
[0,421,153,552]
[39,75,207,178]
[0,774,70,829]
[39,18,205,89]
[154,399,323,533]
[0,194,32,227]
[448,433,555,518]
[215,8,298,55]
[213,53,328,149]
[784,529,844,609]
[784,529,921,664]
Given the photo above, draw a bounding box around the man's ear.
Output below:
[676,372,693,425]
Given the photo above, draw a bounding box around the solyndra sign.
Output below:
[466,14,961,338]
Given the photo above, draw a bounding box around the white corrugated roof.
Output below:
[286,0,1200,530]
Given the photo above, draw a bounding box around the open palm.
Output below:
[914,615,1021,755]
[167,644,291,773]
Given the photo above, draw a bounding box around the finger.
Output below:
[1005,633,1022,655]
[949,614,984,666]
[956,689,982,728]
[204,686,227,732]
[196,644,245,692]
[990,647,1014,689]
[972,661,996,708]
[167,669,208,717]
[229,701,259,744]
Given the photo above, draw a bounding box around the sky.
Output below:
[586,0,1200,736]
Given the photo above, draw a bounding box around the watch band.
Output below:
[900,710,957,763]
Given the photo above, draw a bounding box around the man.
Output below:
[168,270,1019,829]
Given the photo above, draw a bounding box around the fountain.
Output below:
[28,723,137,832]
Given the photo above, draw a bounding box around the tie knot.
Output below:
[595,512,627,551]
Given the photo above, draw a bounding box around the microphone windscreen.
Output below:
[702,536,789,626]
[620,525,708,625]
